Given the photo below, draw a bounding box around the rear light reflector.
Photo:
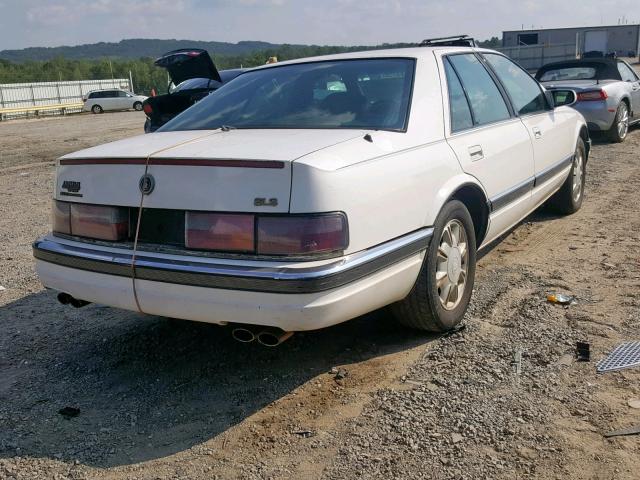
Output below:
[69,203,128,240]
[52,200,71,235]
[185,212,254,251]
[577,90,608,101]
[257,214,348,255]
[142,103,153,115]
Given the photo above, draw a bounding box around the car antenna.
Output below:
[220,125,236,132]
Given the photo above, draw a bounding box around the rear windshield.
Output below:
[159,58,415,132]
[537,66,597,81]
[171,78,219,92]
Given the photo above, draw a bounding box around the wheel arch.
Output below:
[429,177,490,248]
[578,124,590,160]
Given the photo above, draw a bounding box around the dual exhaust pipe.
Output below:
[57,292,291,347]
[57,292,91,308]
[231,326,293,347]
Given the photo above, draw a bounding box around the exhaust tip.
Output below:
[57,293,90,308]
[257,330,293,347]
[57,292,72,305]
[231,327,256,343]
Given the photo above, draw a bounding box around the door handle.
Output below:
[532,127,542,139]
[468,145,484,161]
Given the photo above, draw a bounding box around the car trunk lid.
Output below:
[56,129,363,213]
[154,49,221,86]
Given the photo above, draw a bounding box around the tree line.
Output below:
[0,38,501,95]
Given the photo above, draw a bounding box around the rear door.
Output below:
[101,90,119,111]
[482,53,576,196]
[617,61,640,120]
[440,52,535,245]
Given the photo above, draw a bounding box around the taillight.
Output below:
[257,214,348,255]
[143,103,153,115]
[185,212,254,251]
[52,200,71,235]
[577,90,608,101]
[52,200,128,241]
[185,212,348,255]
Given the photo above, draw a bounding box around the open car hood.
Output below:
[154,49,221,85]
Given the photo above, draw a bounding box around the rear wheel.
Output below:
[608,102,629,143]
[391,200,476,332]
[547,138,586,214]
[91,104,103,114]
[133,102,143,111]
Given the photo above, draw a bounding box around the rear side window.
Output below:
[444,59,473,132]
[447,54,510,126]
[617,62,638,82]
[483,54,547,115]
[88,92,97,99]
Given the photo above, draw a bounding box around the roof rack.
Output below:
[420,35,476,47]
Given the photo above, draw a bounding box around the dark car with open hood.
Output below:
[142,48,245,133]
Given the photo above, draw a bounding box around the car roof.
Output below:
[536,58,622,80]
[248,46,497,71]
[539,58,619,69]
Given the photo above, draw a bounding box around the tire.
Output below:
[607,102,629,143]
[133,102,143,111]
[391,200,477,332]
[547,138,586,215]
[91,104,103,114]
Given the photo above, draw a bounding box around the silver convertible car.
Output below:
[536,58,640,142]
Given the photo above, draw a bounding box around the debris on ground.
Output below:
[0,286,5,292]
[576,341,590,362]
[334,369,348,381]
[596,341,640,373]
[58,407,80,419]
[627,399,640,409]
[547,293,576,305]
[604,425,640,438]
[293,429,314,438]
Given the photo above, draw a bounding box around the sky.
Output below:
[0,0,638,50]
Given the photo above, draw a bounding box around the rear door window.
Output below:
[443,59,473,132]
[447,54,511,126]
[483,53,548,115]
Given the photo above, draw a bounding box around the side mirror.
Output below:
[551,89,577,107]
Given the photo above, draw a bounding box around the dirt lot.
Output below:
[0,111,639,480]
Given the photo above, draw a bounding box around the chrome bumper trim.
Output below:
[33,229,432,294]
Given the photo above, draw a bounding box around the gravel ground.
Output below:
[0,112,639,480]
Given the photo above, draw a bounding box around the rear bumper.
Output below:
[573,101,616,131]
[33,230,431,330]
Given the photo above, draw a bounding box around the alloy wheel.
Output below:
[572,150,584,202]
[435,219,469,310]
[618,103,629,139]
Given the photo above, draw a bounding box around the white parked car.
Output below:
[83,89,148,114]
[34,44,589,345]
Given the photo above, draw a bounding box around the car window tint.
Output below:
[118,91,128,97]
[617,62,638,82]
[444,59,473,132]
[87,92,96,99]
[484,54,547,115]
[159,58,415,132]
[447,54,510,126]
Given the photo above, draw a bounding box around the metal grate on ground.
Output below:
[596,341,640,373]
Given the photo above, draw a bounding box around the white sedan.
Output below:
[34,45,589,345]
